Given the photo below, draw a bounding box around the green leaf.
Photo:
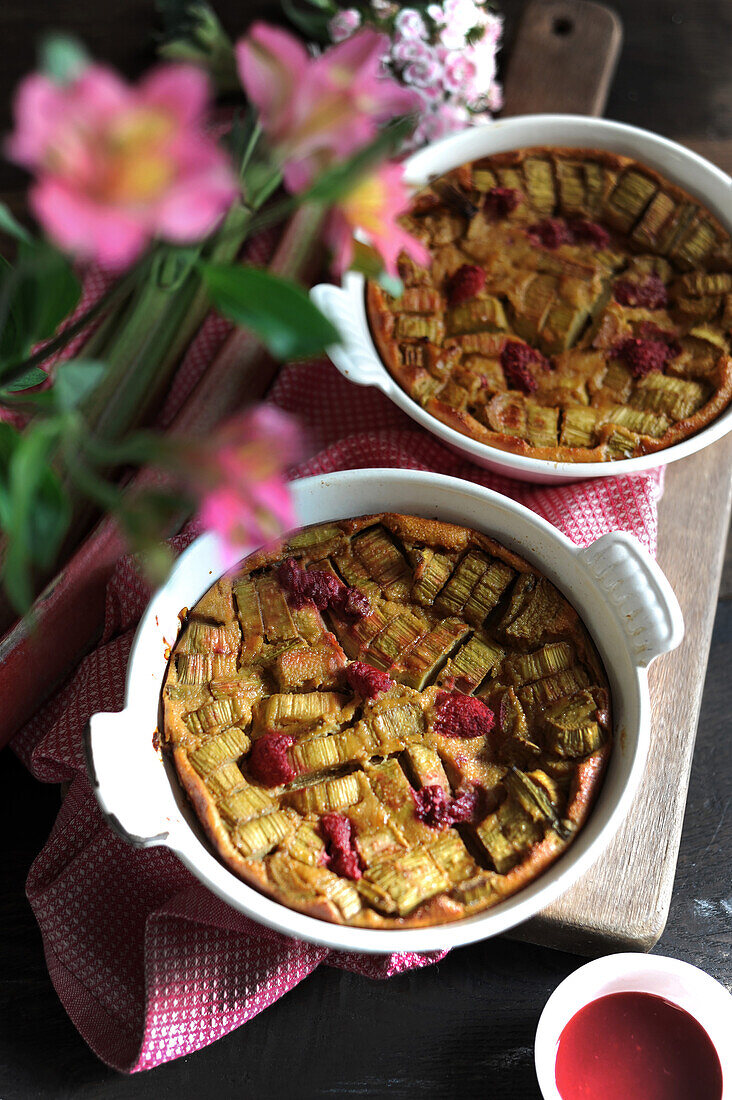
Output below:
[0,242,81,371]
[52,359,109,410]
[0,203,32,245]
[242,160,283,210]
[349,241,404,297]
[303,116,415,206]
[156,1,239,94]
[0,420,70,612]
[0,366,47,393]
[40,33,90,85]
[200,263,340,359]
[0,422,19,480]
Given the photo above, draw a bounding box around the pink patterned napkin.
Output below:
[12,352,663,1072]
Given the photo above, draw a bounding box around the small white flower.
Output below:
[394,7,429,39]
[442,50,478,95]
[403,55,444,88]
[438,0,484,49]
[328,7,362,42]
[468,36,498,94]
[437,101,471,132]
[371,0,398,16]
[426,4,448,26]
[415,83,444,107]
[485,81,504,112]
[391,38,432,65]
[483,12,503,44]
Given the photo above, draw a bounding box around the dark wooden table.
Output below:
[1,1,731,1096]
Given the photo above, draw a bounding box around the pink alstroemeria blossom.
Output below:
[236,24,420,193]
[7,63,237,269]
[194,406,301,552]
[326,162,429,277]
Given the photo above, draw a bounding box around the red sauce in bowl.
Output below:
[554,991,723,1100]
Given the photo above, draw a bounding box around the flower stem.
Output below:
[57,201,254,553]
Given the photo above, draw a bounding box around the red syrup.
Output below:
[554,991,723,1100]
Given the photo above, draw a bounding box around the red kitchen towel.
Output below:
[12,355,664,1071]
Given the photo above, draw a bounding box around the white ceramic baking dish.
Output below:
[86,469,683,953]
[311,115,732,484]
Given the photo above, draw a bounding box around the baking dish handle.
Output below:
[310,282,395,393]
[85,710,173,848]
[578,532,684,668]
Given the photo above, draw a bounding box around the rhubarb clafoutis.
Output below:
[366,147,732,462]
[162,515,612,928]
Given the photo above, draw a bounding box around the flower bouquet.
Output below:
[0,1,502,743]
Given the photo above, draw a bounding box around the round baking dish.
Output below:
[311,115,732,484]
[86,469,683,953]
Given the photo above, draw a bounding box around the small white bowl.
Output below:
[312,115,732,485]
[534,953,732,1099]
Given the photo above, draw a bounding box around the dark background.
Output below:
[1,1,731,1097]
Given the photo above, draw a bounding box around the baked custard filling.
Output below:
[162,514,612,928]
[366,146,732,462]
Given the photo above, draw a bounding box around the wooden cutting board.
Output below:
[502,0,732,954]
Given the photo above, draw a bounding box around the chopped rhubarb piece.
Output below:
[614,335,681,378]
[346,661,394,699]
[248,733,295,786]
[527,218,572,249]
[500,342,548,394]
[613,274,668,309]
[433,691,495,739]
[447,264,486,305]
[413,783,484,828]
[320,812,362,880]
[277,557,370,618]
[485,186,522,217]
[569,218,611,249]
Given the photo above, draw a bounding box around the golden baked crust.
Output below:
[162,514,612,928]
[366,146,732,462]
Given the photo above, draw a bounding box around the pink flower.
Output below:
[371,0,398,16]
[436,0,484,49]
[402,54,445,89]
[415,84,445,108]
[7,63,236,269]
[485,82,504,112]
[442,51,478,95]
[391,38,433,66]
[483,13,503,44]
[326,162,430,277]
[194,406,301,552]
[328,8,362,42]
[412,103,470,147]
[236,24,420,193]
[470,30,500,89]
[394,8,429,39]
